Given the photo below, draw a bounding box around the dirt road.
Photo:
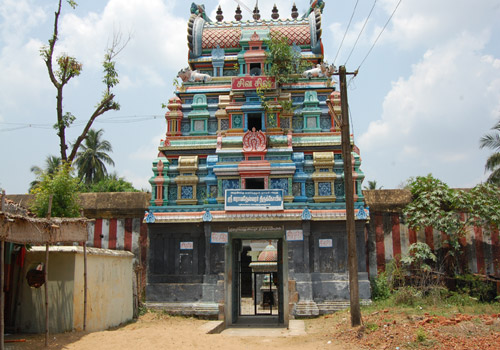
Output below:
[5,309,500,349]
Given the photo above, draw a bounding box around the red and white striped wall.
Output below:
[86,218,148,290]
[368,212,500,277]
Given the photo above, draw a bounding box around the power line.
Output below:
[333,0,359,66]
[0,115,162,132]
[356,0,403,72]
[344,0,378,66]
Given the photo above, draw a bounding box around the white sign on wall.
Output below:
[180,241,194,250]
[319,239,333,248]
[211,232,228,244]
[286,230,304,241]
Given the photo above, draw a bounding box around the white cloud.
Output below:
[130,133,164,161]
[0,38,52,114]
[57,0,187,87]
[376,0,500,49]
[0,0,46,45]
[358,32,500,188]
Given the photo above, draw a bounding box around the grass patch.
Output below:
[361,289,500,319]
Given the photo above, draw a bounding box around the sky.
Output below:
[1,0,500,194]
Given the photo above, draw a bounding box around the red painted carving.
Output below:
[243,129,266,152]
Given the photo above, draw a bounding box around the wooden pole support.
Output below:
[339,65,361,327]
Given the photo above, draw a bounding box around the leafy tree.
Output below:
[81,173,138,192]
[30,163,81,217]
[30,155,61,190]
[363,180,383,190]
[479,119,500,185]
[255,34,308,113]
[403,174,500,272]
[264,33,303,86]
[40,0,128,163]
[74,128,115,185]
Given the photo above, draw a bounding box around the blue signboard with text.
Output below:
[225,189,284,211]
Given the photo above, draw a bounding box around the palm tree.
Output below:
[363,180,383,190]
[74,128,115,185]
[30,155,61,190]
[480,120,500,185]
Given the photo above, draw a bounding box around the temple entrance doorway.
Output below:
[230,238,285,325]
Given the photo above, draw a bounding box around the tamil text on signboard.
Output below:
[225,189,284,211]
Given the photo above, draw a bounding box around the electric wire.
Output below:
[344,0,378,66]
[0,115,161,132]
[356,0,403,72]
[333,0,359,66]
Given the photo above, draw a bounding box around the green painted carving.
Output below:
[267,113,277,128]
[232,114,243,128]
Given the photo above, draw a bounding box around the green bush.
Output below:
[370,271,391,301]
[394,286,422,306]
[455,274,497,302]
[30,163,81,217]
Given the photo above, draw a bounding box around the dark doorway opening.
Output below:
[237,239,280,317]
[247,113,262,131]
[249,63,262,76]
[240,246,252,297]
[245,178,264,189]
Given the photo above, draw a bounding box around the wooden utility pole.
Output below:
[45,195,53,347]
[333,66,361,326]
[1,190,5,350]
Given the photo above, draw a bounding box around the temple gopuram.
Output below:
[145,1,370,326]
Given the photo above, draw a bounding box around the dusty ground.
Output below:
[4,308,500,350]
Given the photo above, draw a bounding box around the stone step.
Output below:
[293,300,319,317]
[145,302,219,317]
[317,299,373,314]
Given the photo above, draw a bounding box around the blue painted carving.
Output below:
[208,120,218,133]
[222,179,239,191]
[292,96,304,103]
[210,185,218,198]
[356,206,368,220]
[203,209,213,222]
[305,181,315,198]
[292,115,303,130]
[302,208,312,220]
[168,185,178,201]
[181,185,193,199]
[223,69,237,76]
[212,45,224,60]
[292,182,302,197]
[270,178,289,194]
[320,115,331,130]
[145,210,156,223]
[197,185,206,201]
[181,121,190,133]
[221,119,229,130]
[207,98,219,104]
[291,43,302,71]
[232,115,243,128]
[334,154,342,161]
[318,182,331,196]
[334,181,345,197]
[318,95,328,102]
[280,117,290,129]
